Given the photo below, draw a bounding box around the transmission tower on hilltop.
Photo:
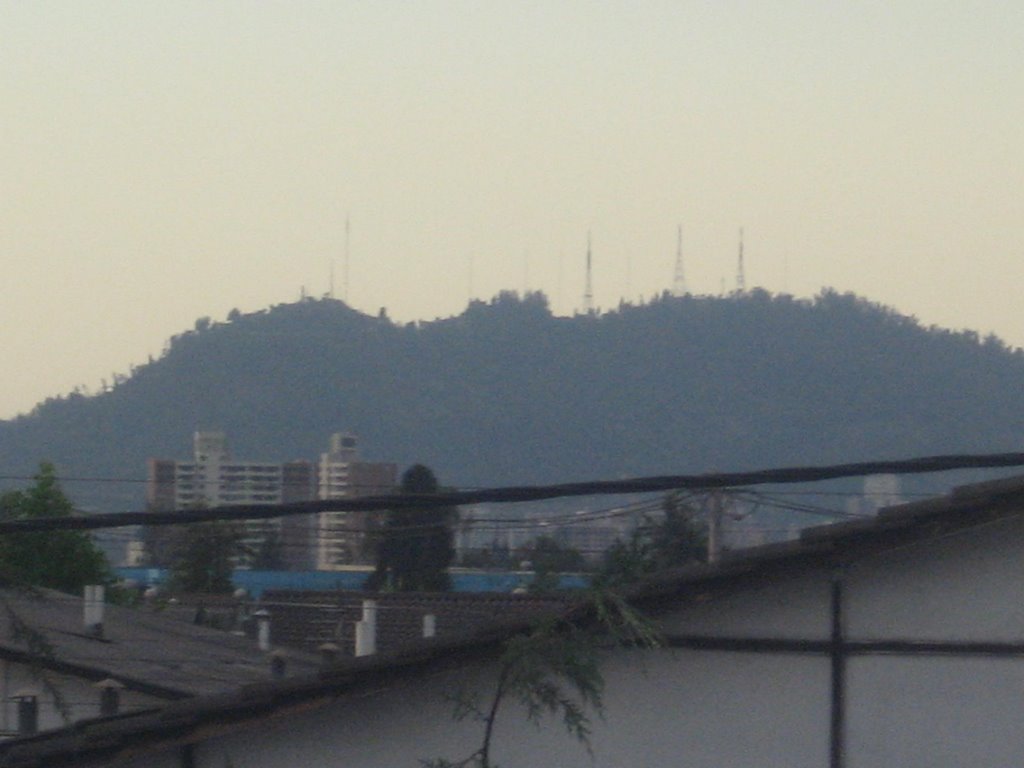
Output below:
[343,215,351,302]
[736,227,746,293]
[582,232,594,314]
[672,224,687,297]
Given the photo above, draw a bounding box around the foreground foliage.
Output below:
[422,590,661,768]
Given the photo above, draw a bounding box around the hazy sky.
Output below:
[3,2,1023,420]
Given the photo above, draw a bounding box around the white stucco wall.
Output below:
[846,655,1024,768]
[659,569,832,639]
[125,649,832,768]
[103,514,1024,768]
[844,515,1024,642]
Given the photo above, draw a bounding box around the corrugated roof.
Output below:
[0,589,318,698]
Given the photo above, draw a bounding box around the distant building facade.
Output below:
[845,473,905,517]
[313,433,397,571]
[147,432,315,511]
[145,432,395,571]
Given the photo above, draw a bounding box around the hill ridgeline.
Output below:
[2,289,1023,512]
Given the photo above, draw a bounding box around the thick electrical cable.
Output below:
[2,451,1023,534]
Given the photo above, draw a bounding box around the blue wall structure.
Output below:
[115,567,588,597]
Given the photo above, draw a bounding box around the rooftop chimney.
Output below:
[83,585,105,638]
[10,690,38,736]
[253,609,271,652]
[269,651,287,680]
[318,642,340,670]
[355,600,377,657]
[95,678,124,716]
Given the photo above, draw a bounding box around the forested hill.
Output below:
[3,289,1024,512]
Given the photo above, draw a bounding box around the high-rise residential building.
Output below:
[145,431,395,571]
[148,432,316,510]
[146,432,315,569]
[314,433,397,571]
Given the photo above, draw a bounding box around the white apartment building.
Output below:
[146,432,394,571]
[315,433,396,571]
[147,432,315,568]
[148,432,315,510]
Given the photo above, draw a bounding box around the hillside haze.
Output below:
[3,290,1024,512]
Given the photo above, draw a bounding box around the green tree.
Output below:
[366,464,456,592]
[0,463,112,593]
[167,521,240,594]
[598,491,706,587]
[651,491,707,567]
[459,540,513,570]
[515,535,587,594]
[517,535,586,574]
[250,527,285,570]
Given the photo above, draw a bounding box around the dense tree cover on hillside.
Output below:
[2,289,1024,513]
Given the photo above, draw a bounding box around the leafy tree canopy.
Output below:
[598,491,706,586]
[366,464,457,592]
[167,521,240,594]
[0,462,111,593]
[514,535,588,593]
[250,527,285,571]
[516,535,587,574]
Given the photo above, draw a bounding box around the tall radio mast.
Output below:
[672,224,687,297]
[736,227,746,293]
[329,255,335,299]
[343,215,351,303]
[582,232,594,314]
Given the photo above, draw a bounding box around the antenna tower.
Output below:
[343,215,351,303]
[672,224,686,297]
[736,227,746,293]
[329,245,335,299]
[582,232,594,314]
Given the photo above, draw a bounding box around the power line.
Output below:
[88,496,666,545]
[91,493,846,551]
[3,452,1024,534]
[735,490,865,520]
